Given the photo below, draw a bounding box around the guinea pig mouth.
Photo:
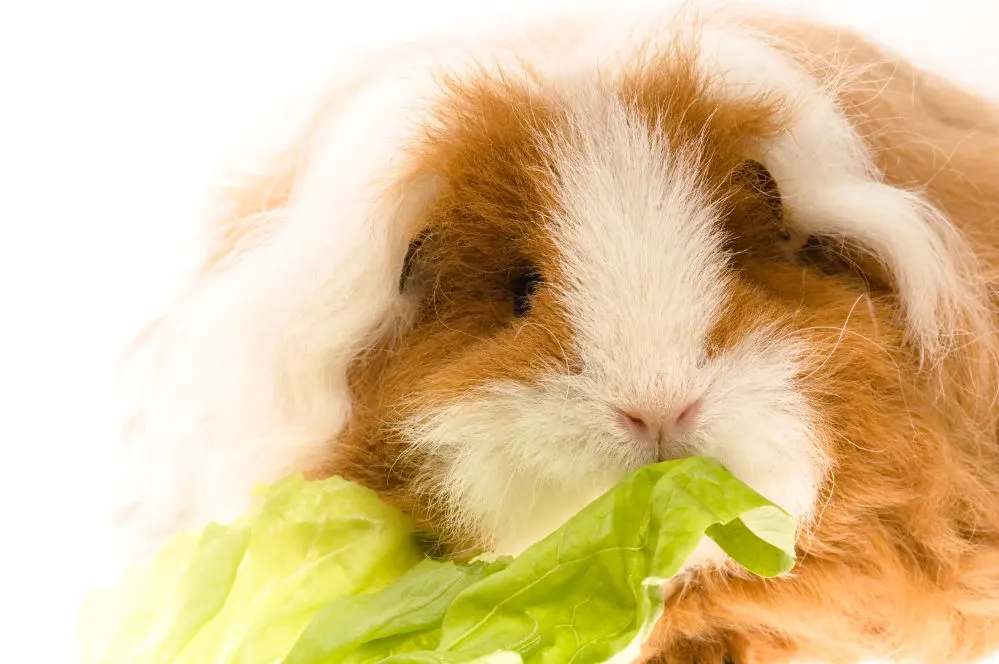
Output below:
[616,422,701,466]
[656,439,699,463]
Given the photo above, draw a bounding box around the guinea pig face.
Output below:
[336,58,900,557]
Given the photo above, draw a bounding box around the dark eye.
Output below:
[793,235,890,290]
[511,268,542,317]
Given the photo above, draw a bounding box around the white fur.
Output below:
[122,6,970,569]
[119,50,450,551]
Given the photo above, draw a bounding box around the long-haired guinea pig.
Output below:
[116,4,999,663]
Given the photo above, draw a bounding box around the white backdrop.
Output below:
[1,0,997,661]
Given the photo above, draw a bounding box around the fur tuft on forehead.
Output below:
[415,40,787,220]
[404,40,789,319]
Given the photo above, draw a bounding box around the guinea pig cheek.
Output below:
[389,307,629,550]
[400,385,628,555]
[694,293,828,526]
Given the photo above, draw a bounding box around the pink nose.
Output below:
[618,400,701,441]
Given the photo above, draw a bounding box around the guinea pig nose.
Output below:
[617,400,702,441]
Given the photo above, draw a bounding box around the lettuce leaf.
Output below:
[78,475,424,664]
[78,457,795,664]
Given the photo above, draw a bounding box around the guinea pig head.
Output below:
[328,57,895,558]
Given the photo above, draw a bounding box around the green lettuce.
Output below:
[78,457,795,664]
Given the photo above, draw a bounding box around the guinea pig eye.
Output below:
[794,235,891,290]
[511,267,542,317]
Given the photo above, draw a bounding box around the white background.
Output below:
[1,0,997,661]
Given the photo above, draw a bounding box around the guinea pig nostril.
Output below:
[674,399,702,434]
[619,410,650,437]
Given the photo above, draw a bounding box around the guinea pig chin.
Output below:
[398,334,826,557]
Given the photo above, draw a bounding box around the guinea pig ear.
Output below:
[399,229,430,293]
[735,158,784,223]
[726,158,802,257]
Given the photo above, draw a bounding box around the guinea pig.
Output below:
[117,4,999,663]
